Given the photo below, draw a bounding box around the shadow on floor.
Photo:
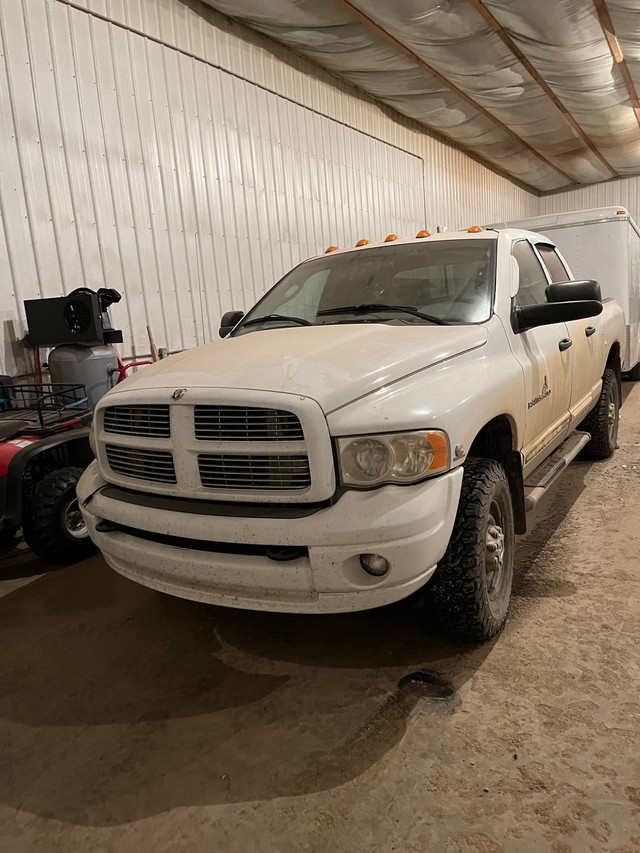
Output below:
[0,452,592,826]
[0,552,493,826]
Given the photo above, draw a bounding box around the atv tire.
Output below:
[22,466,95,564]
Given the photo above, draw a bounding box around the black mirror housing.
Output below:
[515,299,603,332]
[545,279,601,303]
[219,310,244,338]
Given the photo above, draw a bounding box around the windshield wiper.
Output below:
[241,313,312,328]
[316,303,447,325]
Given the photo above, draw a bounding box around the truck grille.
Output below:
[104,405,170,438]
[105,444,176,483]
[194,405,304,441]
[198,453,311,490]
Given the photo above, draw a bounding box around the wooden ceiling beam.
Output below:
[467,0,618,178]
[593,0,640,130]
[330,0,577,186]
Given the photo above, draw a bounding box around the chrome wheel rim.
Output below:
[63,497,88,540]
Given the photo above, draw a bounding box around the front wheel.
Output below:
[428,458,515,642]
[22,466,96,564]
[580,368,619,460]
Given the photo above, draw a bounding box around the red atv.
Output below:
[0,382,96,563]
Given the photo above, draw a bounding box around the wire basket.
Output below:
[0,383,90,431]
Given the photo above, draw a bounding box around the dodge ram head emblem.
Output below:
[171,388,187,400]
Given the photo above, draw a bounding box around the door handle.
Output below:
[558,338,573,351]
[585,326,596,337]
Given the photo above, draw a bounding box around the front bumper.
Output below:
[78,461,463,613]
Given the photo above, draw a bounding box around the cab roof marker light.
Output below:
[468,225,483,233]
[384,234,398,242]
[617,210,627,215]
[416,230,430,238]
[325,246,339,253]
[355,239,369,246]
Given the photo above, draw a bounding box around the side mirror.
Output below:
[515,299,603,332]
[545,279,601,303]
[219,310,244,338]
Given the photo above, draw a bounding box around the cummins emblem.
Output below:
[527,376,551,409]
[171,388,187,400]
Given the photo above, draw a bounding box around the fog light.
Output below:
[360,553,390,577]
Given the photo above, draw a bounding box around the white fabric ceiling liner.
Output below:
[203,0,640,194]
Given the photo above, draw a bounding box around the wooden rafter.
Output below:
[467,0,618,178]
[329,0,577,187]
[593,0,640,130]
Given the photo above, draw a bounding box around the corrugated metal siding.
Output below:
[1,0,538,376]
[540,177,640,225]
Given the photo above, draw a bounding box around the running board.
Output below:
[524,431,591,512]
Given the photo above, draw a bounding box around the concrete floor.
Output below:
[1,387,639,853]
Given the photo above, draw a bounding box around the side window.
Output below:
[512,241,549,307]
[537,244,571,283]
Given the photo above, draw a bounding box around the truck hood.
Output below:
[112,324,488,413]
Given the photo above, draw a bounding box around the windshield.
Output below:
[234,240,496,334]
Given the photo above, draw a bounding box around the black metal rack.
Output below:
[0,383,90,431]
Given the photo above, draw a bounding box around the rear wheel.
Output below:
[428,458,514,642]
[580,368,619,459]
[22,466,95,564]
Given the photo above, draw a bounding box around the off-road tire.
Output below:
[580,368,619,460]
[22,466,95,564]
[428,458,515,642]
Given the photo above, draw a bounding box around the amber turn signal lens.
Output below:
[425,431,449,470]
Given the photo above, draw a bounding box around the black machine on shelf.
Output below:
[24,287,123,347]
[23,287,124,410]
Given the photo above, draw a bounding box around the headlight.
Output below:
[337,430,449,487]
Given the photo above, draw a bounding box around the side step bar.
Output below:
[524,431,591,512]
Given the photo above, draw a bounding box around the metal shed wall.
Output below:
[1,0,538,376]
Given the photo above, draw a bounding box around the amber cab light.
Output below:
[325,245,339,253]
[416,230,430,238]
[355,239,369,246]
[384,234,398,242]
[467,225,483,233]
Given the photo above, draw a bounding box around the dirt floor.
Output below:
[0,386,639,853]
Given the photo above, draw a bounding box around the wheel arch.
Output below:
[467,414,526,535]
[605,341,622,404]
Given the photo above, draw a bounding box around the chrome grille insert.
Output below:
[105,445,176,484]
[104,405,170,438]
[198,453,311,490]
[194,406,304,441]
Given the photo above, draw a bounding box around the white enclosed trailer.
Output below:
[490,207,640,378]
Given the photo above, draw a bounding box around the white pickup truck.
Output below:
[78,227,626,641]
